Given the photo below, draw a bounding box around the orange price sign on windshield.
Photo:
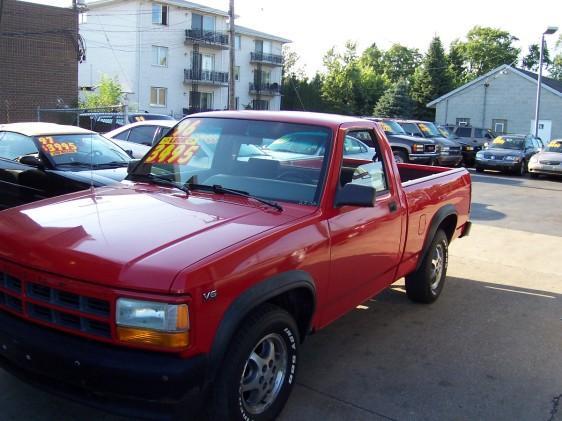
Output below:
[144,120,202,165]
[38,136,78,156]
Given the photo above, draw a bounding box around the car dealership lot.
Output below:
[1,170,561,421]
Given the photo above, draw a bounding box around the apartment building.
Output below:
[78,0,290,117]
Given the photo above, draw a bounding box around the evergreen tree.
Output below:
[411,36,453,120]
[373,79,413,118]
[448,41,467,88]
[522,43,551,72]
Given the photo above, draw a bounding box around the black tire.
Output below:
[210,304,300,421]
[515,160,526,177]
[405,229,448,304]
[530,172,539,179]
[475,166,484,173]
[393,150,409,164]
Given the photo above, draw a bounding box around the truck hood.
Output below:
[533,151,562,162]
[386,134,434,145]
[0,185,309,293]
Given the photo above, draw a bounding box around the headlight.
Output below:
[441,146,450,151]
[530,155,539,163]
[505,156,521,161]
[116,298,190,348]
[412,144,425,152]
[464,146,474,151]
[476,151,484,158]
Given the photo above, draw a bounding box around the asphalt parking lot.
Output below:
[1,170,561,421]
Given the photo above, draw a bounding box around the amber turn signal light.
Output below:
[117,327,189,348]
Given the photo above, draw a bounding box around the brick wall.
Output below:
[0,0,78,123]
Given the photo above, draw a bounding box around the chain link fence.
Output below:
[36,105,125,130]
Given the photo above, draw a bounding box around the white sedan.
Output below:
[104,120,177,158]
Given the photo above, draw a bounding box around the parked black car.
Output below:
[363,118,438,164]
[475,134,542,176]
[0,123,130,210]
[78,112,175,133]
[396,120,463,167]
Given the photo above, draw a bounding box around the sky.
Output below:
[26,0,562,76]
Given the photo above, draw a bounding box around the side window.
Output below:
[0,132,39,160]
[340,130,388,193]
[343,136,368,155]
[525,136,534,149]
[93,116,114,133]
[112,129,130,141]
[128,126,158,145]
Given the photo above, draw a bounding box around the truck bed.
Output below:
[397,162,459,185]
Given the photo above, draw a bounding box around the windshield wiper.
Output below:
[91,161,128,169]
[131,173,191,195]
[187,183,283,212]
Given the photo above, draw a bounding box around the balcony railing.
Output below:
[249,82,281,96]
[185,29,229,48]
[184,69,229,86]
[250,52,283,66]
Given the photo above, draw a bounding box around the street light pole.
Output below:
[534,26,558,138]
[228,0,236,110]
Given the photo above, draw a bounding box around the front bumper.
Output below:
[0,310,207,420]
[475,158,521,171]
[528,163,562,176]
[409,152,439,164]
[437,153,463,166]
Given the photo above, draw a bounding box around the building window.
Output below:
[492,119,507,134]
[150,87,167,107]
[235,66,240,81]
[254,69,270,85]
[235,35,241,49]
[252,99,269,110]
[192,13,215,32]
[456,118,470,126]
[152,3,168,25]
[190,92,213,110]
[152,46,168,67]
[79,12,87,24]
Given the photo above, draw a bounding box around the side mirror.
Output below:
[19,155,43,168]
[127,159,141,175]
[125,149,134,158]
[335,183,376,207]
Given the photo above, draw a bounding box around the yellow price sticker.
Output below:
[382,123,393,132]
[38,136,78,156]
[548,141,560,148]
[493,136,505,144]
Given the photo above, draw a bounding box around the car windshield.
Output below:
[133,118,332,206]
[35,134,130,167]
[490,136,524,150]
[265,132,326,155]
[417,122,442,138]
[381,120,406,135]
[545,139,562,153]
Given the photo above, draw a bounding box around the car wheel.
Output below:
[516,160,526,177]
[475,166,484,173]
[405,230,448,304]
[393,150,408,164]
[210,304,300,421]
[530,172,539,179]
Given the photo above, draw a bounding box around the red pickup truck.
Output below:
[0,112,471,420]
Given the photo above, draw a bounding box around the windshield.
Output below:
[35,134,130,167]
[265,132,326,155]
[381,120,406,135]
[134,118,332,206]
[417,122,442,138]
[545,139,562,153]
[489,136,524,150]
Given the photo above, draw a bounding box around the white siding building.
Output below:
[79,0,290,117]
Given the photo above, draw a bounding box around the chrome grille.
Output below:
[539,160,560,165]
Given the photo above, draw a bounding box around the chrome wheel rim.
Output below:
[430,244,444,292]
[240,333,288,415]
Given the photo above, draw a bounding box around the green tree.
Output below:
[549,35,562,80]
[411,36,454,120]
[373,79,413,118]
[448,40,467,87]
[455,26,520,78]
[522,43,551,72]
[80,75,123,108]
[381,44,422,83]
[360,42,385,74]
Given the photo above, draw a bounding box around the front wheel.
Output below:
[210,304,300,421]
[515,160,526,177]
[393,150,408,164]
[406,229,449,303]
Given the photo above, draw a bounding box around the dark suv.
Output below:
[396,120,463,167]
[363,118,438,164]
[78,113,175,133]
[450,126,496,166]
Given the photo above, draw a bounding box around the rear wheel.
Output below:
[393,150,408,164]
[475,166,484,173]
[406,230,449,304]
[210,304,300,421]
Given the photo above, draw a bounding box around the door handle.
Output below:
[389,201,398,212]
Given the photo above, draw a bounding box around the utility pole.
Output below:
[534,26,558,138]
[228,0,236,110]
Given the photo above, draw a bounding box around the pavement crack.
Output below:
[296,382,398,421]
[548,394,562,421]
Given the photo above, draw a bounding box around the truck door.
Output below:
[325,128,405,322]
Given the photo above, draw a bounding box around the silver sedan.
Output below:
[528,139,562,177]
